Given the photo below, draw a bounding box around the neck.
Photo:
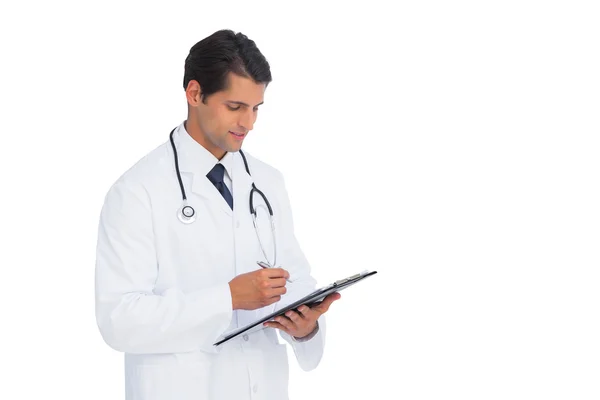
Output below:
[184,117,226,160]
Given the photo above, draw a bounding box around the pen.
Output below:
[256,261,293,283]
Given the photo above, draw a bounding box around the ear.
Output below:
[185,80,204,106]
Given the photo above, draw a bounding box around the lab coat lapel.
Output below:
[231,152,254,216]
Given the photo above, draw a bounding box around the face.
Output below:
[186,72,266,159]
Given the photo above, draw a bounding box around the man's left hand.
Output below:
[263,292,341,339]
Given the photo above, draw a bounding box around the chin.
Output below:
[226,143,244,153]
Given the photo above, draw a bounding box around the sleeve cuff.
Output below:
[291,321,319,342]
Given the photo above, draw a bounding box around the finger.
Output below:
[312,293,341,314]
[268,278,288,288]
[263,268,290,280]
[257,278,287,294]
[272,315,296,331]
[316,293,340,310]
[284,310,304,323]
[268,286,287,297]
[327,292,342,302]
[263,295,282,306]
[263,321,290,335]
[296,305,319,320]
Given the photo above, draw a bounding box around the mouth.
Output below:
[229,131,246,140]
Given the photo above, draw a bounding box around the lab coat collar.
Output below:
[175,122,219,175]
[172,121,238,216]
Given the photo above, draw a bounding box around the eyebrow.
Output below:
[226,100,264,107]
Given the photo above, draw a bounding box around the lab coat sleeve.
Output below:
[271,171,327,371]
[95,179,232,355]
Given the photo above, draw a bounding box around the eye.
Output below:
[226,105,241,111]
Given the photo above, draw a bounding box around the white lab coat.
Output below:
[95,122,326,400]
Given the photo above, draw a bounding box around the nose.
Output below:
[238,109,257,132]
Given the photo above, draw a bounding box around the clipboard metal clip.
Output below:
[334,273,361,286]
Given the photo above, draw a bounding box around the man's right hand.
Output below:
[228,268,289,310]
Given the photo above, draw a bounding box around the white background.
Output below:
[1,1,599,399]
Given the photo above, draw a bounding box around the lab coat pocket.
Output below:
[127,361,210,400]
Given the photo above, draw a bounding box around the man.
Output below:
[95,29,340,400]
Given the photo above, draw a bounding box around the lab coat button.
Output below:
[243,334,249,341]
[253,384,258,393]
[236,221,240,228]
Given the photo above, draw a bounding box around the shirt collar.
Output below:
[219,151,234,181]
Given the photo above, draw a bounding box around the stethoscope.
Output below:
[169,127,277,267]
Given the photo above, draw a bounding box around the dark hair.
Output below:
[183,29,272,103]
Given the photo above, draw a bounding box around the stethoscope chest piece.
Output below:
[178,203,196,224]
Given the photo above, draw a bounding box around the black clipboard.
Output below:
[213,270,377,346]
